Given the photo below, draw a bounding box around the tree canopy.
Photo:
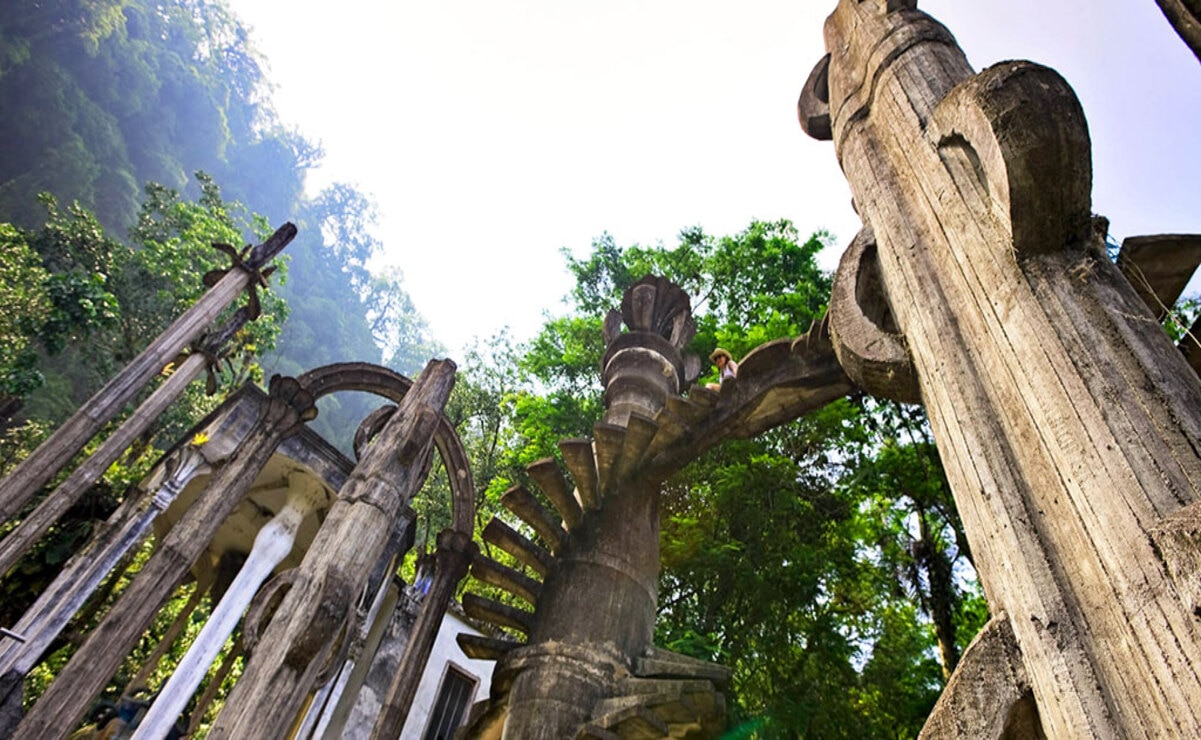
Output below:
[0,0,440,449]
[439,221,988,737]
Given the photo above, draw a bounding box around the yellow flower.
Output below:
[191,432,210,447]
[161,362,176,377]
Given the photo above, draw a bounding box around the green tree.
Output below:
[16,174,282,424]
[371,266,441,376]
[849,401,976,679]
[463,220,986,736]
[0,176,285,632]
[262,183,441,450]
[0,224,54,410]
[0,0,441,452]
[0,200,123,422]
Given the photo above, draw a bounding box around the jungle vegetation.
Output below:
[436,223,987,737]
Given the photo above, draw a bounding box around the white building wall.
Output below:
[398,611,495,739]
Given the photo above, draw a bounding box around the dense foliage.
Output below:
[0,0,439,448]
[0,0,301,233]
[438,221,989,738]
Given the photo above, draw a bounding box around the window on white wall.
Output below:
[422,663,478,740]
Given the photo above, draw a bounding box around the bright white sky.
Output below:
[227,0,1200,357]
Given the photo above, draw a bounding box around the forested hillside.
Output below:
[0,0,439,445]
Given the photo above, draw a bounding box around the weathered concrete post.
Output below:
[0,444,210,694]
[338,561,419,736]
[805,1,1201,735]
[372,527,476,737]
[14,373,316,737]
[208,359,456,739]
[498,277,693,739]
[130,473,328,740]
[1154,0,1201,61]
[298,508,417,738]
[0,310,246,578]
[0,224,295,524]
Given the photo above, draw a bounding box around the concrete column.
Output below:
[132,474,326,740]
[0,224,295,523]
[372,528,475,737]
[0,445,210,690]
[209,361,455,739]
[500,277,688,739]
[0,353,210,577]
[811,1,1201,734]
[17,374,317,737]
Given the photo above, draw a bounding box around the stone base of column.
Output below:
[494,643,625,739]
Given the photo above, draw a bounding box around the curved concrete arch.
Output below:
[297,362,474,536]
